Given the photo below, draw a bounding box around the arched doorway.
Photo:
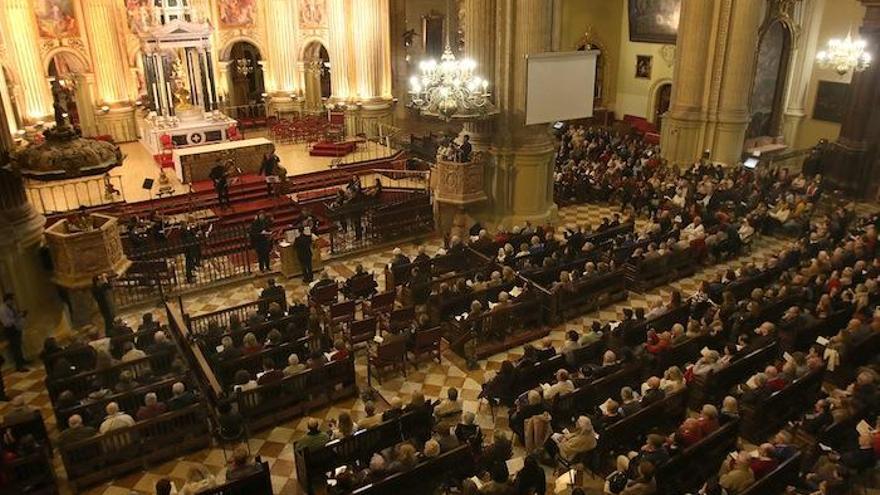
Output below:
[226,41,265,119]
[47,51,87,128]
[653,83,672,130]
[747,20,793,140]
[303,41,331,112]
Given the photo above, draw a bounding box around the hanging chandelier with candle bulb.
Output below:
[408,45,495,120]
[816,32,872,76]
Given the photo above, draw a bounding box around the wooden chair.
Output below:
[409,326,443,368]
[369,338,407,383]
[329,300,356,328]
[388,306,415,333]
[348,318,378,350]
[365,291,396,315]
[309,283,338,307]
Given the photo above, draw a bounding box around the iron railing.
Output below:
[327,192,434,255]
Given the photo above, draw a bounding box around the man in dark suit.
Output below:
[209,161,231,208]
[260,278,287,313]
[249,212,273,272]
[458,134,473,162]
[294,227,314,282]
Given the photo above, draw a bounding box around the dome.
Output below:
[11,125,123,181]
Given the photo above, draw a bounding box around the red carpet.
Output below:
[309,141,357,157]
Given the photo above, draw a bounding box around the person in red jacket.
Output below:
[749,443,780,479]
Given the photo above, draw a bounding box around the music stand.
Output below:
[142,178,155,206]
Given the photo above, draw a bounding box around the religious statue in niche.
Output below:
[171,57,194,111]
[34,0,79,39]
[300,0,326,29]
[219,0,256,28]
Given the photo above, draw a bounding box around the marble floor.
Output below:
[23,128,396,215]
[0,201,869,495]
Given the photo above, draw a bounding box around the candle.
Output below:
[166,82,174,116]
[152,82,161,112]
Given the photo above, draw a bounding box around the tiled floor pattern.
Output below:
[0,202,851,495]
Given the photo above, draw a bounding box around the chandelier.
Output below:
[408,45,495,120]
[816,32,872,76]
[235,58,254,76]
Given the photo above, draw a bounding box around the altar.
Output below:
[130,1,236,155]
[173,137,274,183]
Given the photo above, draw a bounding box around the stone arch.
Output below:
[219,36,265,62]
[43,47,90,75]
[301,39,331,110]
[647,78,673,125]
[747,14,796,140]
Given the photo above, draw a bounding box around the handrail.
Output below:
[25,174,125,215]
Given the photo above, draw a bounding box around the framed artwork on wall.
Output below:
[813,80,849,123]
[628,0,681,44]
[636,55,653,79]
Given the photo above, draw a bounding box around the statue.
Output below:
[171,58,193,111]
[51,83,69,128]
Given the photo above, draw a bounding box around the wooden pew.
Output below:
[594,390,689,465]
[60,403,210,490]
[215,337,310,387]
[0,448,58,495]
[445,291,546,360]
[687,341,779,410]
[739,452,802,495]
[537,269,628,324]
[740,369,824,443]
[350,444,474,494]
[198,461,272,495]
[625,247,697,291]
[656,420,740,495]
[552,364,643,428]
[45,349,178,403]
[237,357,357,432]
[622,304,691,348]
[295,408,432,494]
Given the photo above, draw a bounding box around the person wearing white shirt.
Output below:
[99,402,136,433]
[738,219,755,244]
[681,217,706,242]
[544,369,575,401]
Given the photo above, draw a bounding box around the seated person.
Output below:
[719,451,755,493]
[330,412,359,440]
[454,411,483,447]
[295,419,330,452]
[58,414,97,449]
[619,386,641,416]
[748,443,780,479]
[168,382,199,410]
[359,401,382,429]
[640,376,666,405]
[283,354,306,376]
[136,392,168,421]
[434,388,463,432]
[544,369,575,401]
[216,336,242,362]
[226,444,263,481]
[256,358,284,385]
[99,402,135,433]
[241,332,263,355]
[544,416,597,462]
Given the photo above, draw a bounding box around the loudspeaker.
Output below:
[142,178,154,190]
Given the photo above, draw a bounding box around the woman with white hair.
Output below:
[136,392,167,421]
[283,353,306,376]
[546,415,597,462]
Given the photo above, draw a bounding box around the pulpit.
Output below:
[45,213,131,327]
[432,153,489,238]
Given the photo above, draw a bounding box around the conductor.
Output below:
[294,227,314,283]
[209,160,231,208]
[250,212,273,272]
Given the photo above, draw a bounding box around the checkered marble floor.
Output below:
[0,202,813,495]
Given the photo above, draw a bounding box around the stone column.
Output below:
[73,73,98,137]
[459,0,496,151]
[711,0,763,166]
[351,0,393,137]
[327,0,355,101]
[661,0,762,167]
[264,0,301,115]
[0,101,66,355]
[3,0,53,122]
[782,0,825,146]
[486,0,557,227]
[825,0,880,197]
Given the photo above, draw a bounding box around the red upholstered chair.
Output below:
[227,125,242,141]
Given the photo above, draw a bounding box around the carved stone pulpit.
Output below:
[46,213,131,288]
[433,153,489,205]
[432,152,489,239]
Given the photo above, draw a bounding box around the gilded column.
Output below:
[327,0,354,101]
[350,0,393,137]
[3,0,53,122]
[782,0,825,145]
[264,0,300,114]
[82,0,137,142]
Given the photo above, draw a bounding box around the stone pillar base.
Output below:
[95,106,138,143]
[344,101,393,138]
[267,95,304,117]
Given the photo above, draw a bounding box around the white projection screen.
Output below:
[525,50,598,126]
